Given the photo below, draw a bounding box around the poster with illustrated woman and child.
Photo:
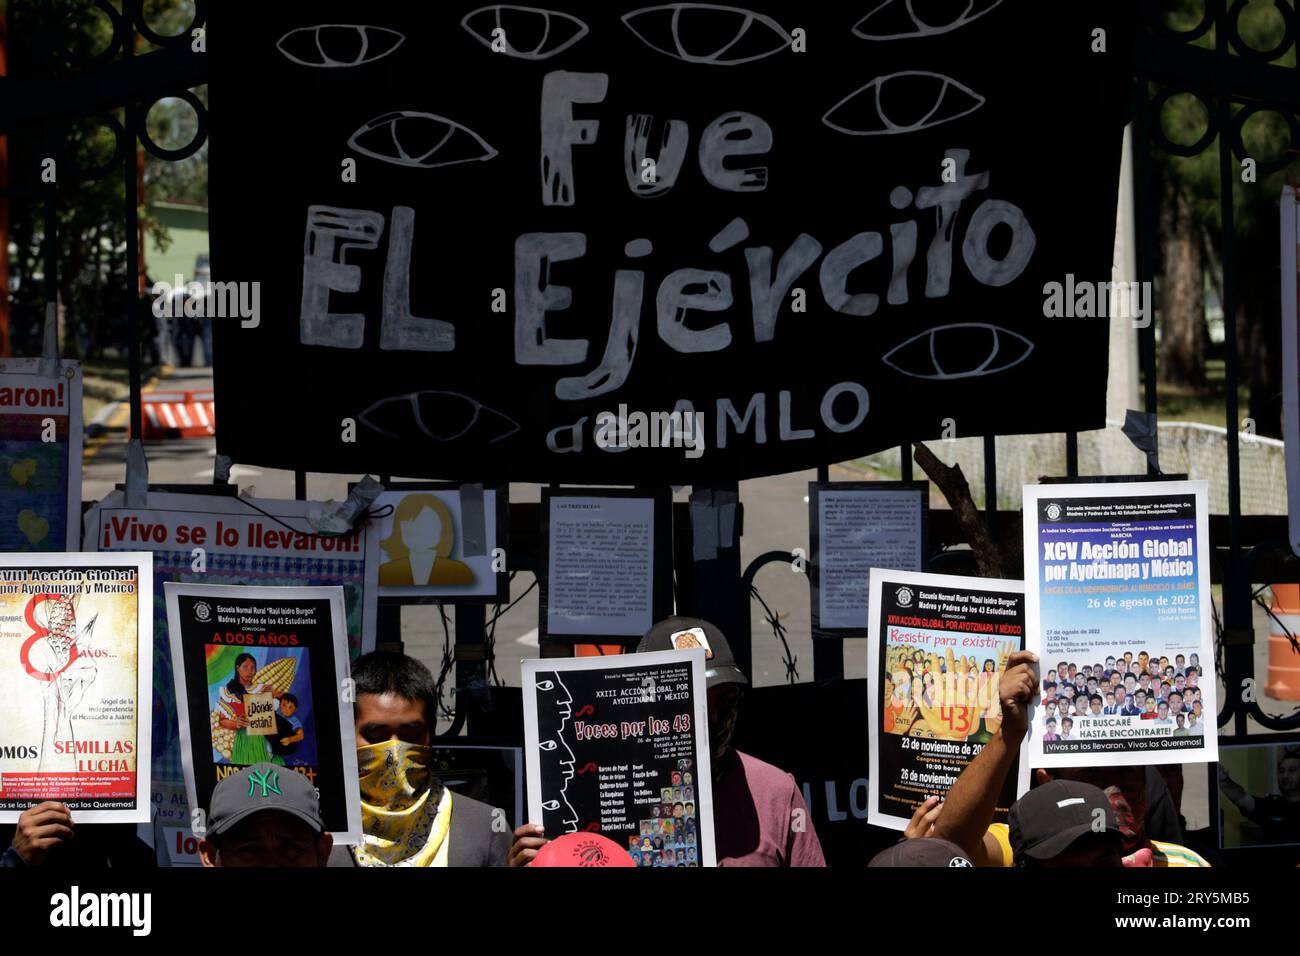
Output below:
[165,582,361,842]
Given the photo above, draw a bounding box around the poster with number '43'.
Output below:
[1023,481,1217,768]
[867,569,1028,831]
[0,552,153,823]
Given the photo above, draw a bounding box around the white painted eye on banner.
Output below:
[622,3,791,66]
[358,391,520,446]
[541,799,561,810]
[852,0,1005,40]
[461,5,590,59]
[882,323,1034,380]
[822,71,985,136]
[348,112,498,170]
[537,680,555,691]
[539,740,558,751]
[276,24,405,68]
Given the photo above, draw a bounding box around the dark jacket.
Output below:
[328,791,508,867]
[1144,765,1184,845]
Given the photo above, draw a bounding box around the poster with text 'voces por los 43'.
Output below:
[524,649,715,867]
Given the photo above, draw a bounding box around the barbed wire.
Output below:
[749,584,799,685]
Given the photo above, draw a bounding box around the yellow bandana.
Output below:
[354,740,452,867]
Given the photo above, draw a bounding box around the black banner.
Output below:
[209,1,1131,483]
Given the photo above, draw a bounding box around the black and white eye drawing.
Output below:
[357,391,520,444]
[882,324,1033,380]
[622,3,791,66]
[347,112,498,169]
[822,71,984,135]
[852,0,1005,40]
[276,24,405,68]
[461,5,590,59]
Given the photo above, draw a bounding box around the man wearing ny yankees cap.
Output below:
[199,762,333,867]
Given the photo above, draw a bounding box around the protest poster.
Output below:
[0,358,82,552]
[429,743,525,831]
[810,481,927,636]
[539,488,672,640]
[86,490,378,856]
[1214,738,1300,851]
[209,2,1132,485]
[867,569,1028,830]
[523,649,714,867]
[164,582,362,843]
[1282,185,1300,556]
[1023,480,1217,768]
[0,552,152,823]
[371,483,508,600]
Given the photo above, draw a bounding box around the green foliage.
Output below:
[1151,0,1297,433]
[3,0,207,359]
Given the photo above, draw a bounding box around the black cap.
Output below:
[869,838,973,868]
[207,763,324,837]
[637,616,748,689]
[1008,780,1118,864]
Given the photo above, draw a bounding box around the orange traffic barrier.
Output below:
[576,644,624,658]
[141,389,216,440]
[1265,584,1300,701]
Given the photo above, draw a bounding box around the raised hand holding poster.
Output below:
[867,569,1028,830]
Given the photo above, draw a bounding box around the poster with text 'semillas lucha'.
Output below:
[0,553,153,824]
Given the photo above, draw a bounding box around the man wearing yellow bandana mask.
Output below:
[328,652,509,867]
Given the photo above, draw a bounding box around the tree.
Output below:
[3,0,205,359]
[1157,156,1208,389]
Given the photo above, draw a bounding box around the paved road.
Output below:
[86,368,1300,832]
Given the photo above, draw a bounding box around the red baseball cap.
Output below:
[530,832,636,868]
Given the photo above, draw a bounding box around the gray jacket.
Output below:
[328,792,509,867]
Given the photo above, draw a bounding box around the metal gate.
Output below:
[2,0,1298,742]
